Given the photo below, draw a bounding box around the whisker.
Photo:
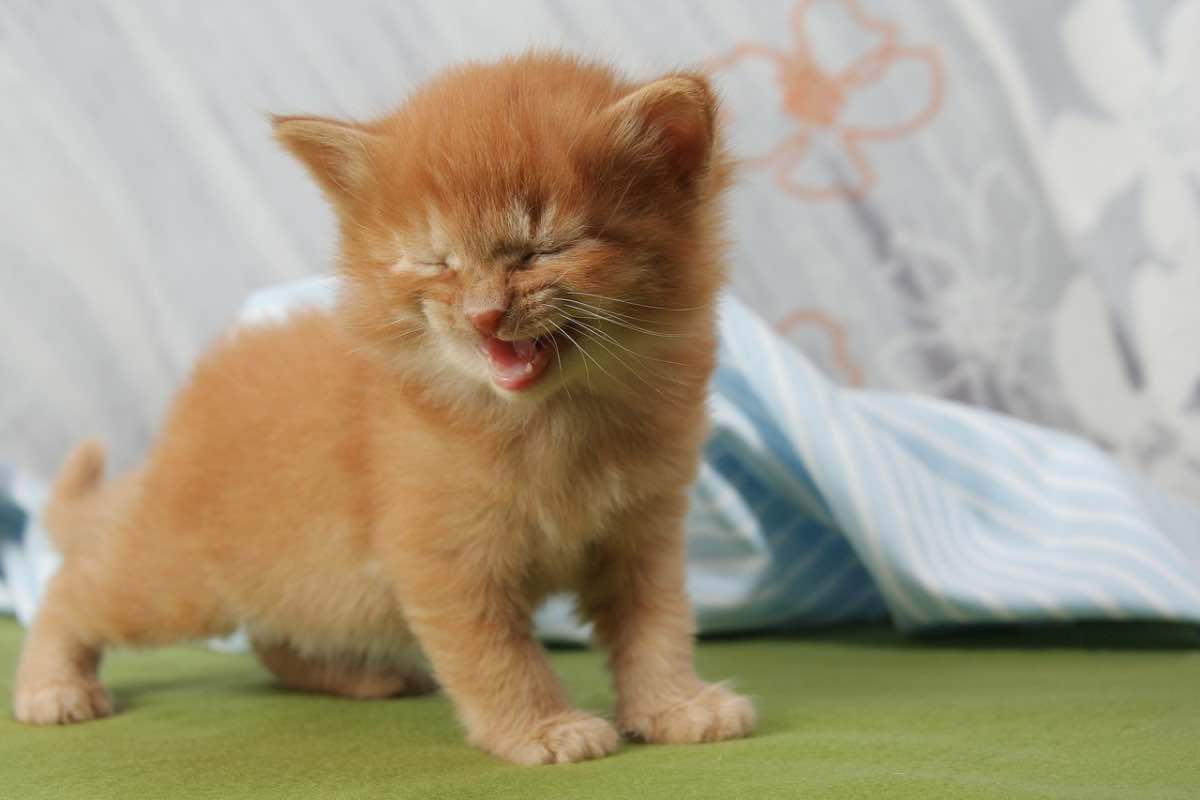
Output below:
[557,323,628,394]
[511,303,531,339]
[569,318,689,370]
[347,328,424,358]
[555,325,593,392]
[569,291,714,313]
[556,297,674,329]
[380,317,421,330]
[572,324,666,397]
[571,319,687,389]
[557,295,665,322]
[343,323,424,341]
[555,300,688,339]
[556,297,692,332]
[564,328,637,394]
[532,318,574,403]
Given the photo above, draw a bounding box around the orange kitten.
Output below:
[13,52,755,764]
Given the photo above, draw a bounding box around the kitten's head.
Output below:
[274,53,728,403]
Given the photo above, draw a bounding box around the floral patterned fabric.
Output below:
[0,0,1197,505]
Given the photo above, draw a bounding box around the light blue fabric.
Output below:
[5,277,1199,641]
[688,296,1200,633]
[0,472,51,625]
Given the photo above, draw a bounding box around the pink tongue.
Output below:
[482,337,552,390]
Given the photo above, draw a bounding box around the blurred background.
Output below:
[1,0,1197,504]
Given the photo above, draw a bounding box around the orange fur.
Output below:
[13,52,755,763]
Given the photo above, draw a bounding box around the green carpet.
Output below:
[2,619,1199,799]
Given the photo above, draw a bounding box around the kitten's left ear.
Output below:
[272,115,382,206]
[600,74,717,184]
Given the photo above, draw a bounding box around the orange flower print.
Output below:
[776,307,864,386]
[709,0,945,201]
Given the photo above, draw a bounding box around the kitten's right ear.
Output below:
[597,75,717,186]
[271,115,380,205]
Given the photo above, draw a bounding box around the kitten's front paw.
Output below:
[477,710,620,765]
[621,683,755,744]
[13,679,113,725]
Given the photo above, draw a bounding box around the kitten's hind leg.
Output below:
[252,639,436,699]
[14,551,227,724]
[13,570,113,724]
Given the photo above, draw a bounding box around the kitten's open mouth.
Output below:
[478,333,559,391]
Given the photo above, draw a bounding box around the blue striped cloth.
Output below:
[542,291,1200,639]
[5,279,1200,641]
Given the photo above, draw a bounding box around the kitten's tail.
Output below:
[43,439,108,554]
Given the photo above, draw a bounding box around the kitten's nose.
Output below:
[468,308,504,336]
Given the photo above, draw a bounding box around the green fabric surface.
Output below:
[2,619,1199,799]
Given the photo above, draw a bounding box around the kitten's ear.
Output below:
[272,115,380,205]
[600,74,717,183]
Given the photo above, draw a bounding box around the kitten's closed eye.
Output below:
[519,246,567,266]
